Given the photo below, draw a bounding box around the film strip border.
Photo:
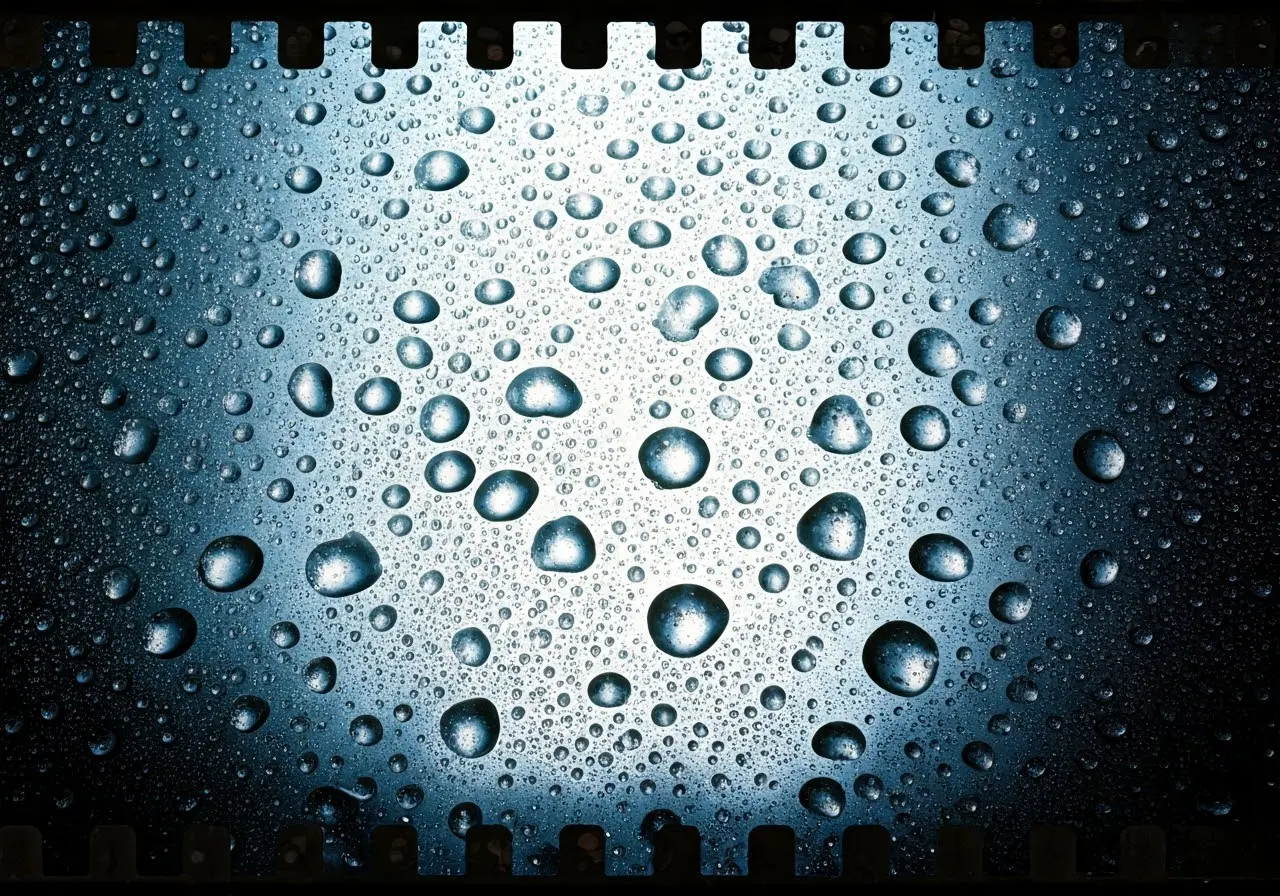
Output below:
[0,8,1277,70]
[3,824,1280,881]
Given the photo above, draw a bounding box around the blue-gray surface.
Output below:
[1,19,1277,877]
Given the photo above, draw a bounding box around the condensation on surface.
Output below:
[1,19,1277,877]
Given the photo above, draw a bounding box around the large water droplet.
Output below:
[989,582,1033,624]
[112,417,159,463]
[197,535,264,592]
[983,204,1039,250]
[654,285,719,342]
[473,469,540,521]
[569,257,621,293]
[705,347,752,381]
[451,627,491,666]
[143,608,197,659]
[638,427,710,489]
[425,450,476,492]
[934,150,981,187]
[103,566,139,604]
[907,328,963,376]
[900,405,950,451]
[459,107,495,134]
[439,698,500,758]
[808,395,872,455]
[909,533,974,581]
[1080,549,1119,589]
[294,249,342,299]
[305,532,383,597]
[796,492,866,561]
[393,289,439,324]
[799,777,846,817]
[811,721,867,761]
[1074,430,1126,482]
[230,695,270,733]
[587,672,632,708]
[414,150,470,191]
[844,232,886,264]
[758,264,820,310]
[1036,306,1082,350]
[304,656,337,693]
[647,584,730,658]
[506,367,583,418]
[354,377,401,415]
[530,516,596,572]
[288,363,334,417]
[862,620,939,697]
[702,234,749,276]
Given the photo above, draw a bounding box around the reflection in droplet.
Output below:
[647,584,730,658]
[305,532,383,597]
[862,620,939,697]
[440,697,500,758]
[530,516,596,572]
[197,535,264,592]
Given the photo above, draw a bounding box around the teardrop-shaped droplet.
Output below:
[288,363,334,417]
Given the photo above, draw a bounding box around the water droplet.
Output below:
[451,627,491,666]
[420,395,470,442]
[638,427,710,489]
[506,367,583,418]
[305,532,383,597]
[1036,306,1083,350]
[796,492,867,561]
[907,328,963,377]
[459,107,495,134]
[197,535,264,592]
[112,417,159,463]
[900,405,950,451]
[799,777,845,817]
[788,140,827,169]
[843,232,887,264]
[935,150,981,187]
[628,219,672,249]
[1074,430,1126,482]
[758,563,790,593]
[230,695,270,733]
[288,363,334,417]
[869,75,902,97]
[293,249,342,299]
[654,285,719,342]
[983,204,1038,250]
[530,516,596,572]
[587,672,632,708]
[647,584,729,658]
[862,620,939,697]
[909,533,973,581]
[354,377,401,415]
[808,395,872,455]
[393,289,439,324]
[702,235,749,276]
[1080,549,1119,589]
[761,686,787,711]
[425,450,476,492]
[472,469,540,522]
[569,257,621,293]
[705,347,752,382]
[103,566,139,604]
[439,697,500,758]
[285,165,322,194]
[360,151,393,176]
[143,608,197,659]
[758,264,820,310]
[414,150,469,191]
[304,656,337,693]
[989,582,1033,624]
[811,721,867,761]
[1179,362,1218,395]
[952,370,987,406]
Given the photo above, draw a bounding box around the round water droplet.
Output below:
[704,347,752,382]
[921,192,955,216]
[1179,362,1218,395]
[869,75,902,97]
[1036,306,1082,350]
[350,715,383,746]
[414,150,469,191]
[569,257,621,293]
[935,150,981,187]
[811,721,867,761]
[103,566,139,604]
[900,405,950,451]
[909,533,973,582]
[354,377,401,415]
[143,608,197,659]
[459,106,495,134]
[360,151,393,176]
[702,235,748,276]
[647,584,729,658]
[294,249,342,299]
[285,165,322,194]
[587,672,632,708]
[628,219,671,249]
[952,370,987,406]
[808,395,872,455]
[788,140,827,169]
[907,328,963,377]
[1080,549,1119,589]
[963,741,995,771]
[506,367,583,418]
[989,582,1032,624]
[3,348,42,383]
[1074,430,1126,482]
[839,282,875,310]
[451,627,491,666]
[197,535,264,592]
[862,620,939,697]
[420,395,470,442]
[638,427,710,489]
[112,417,159,464]
[305,532,383,597]
[758,563,790,593]
[304,656,337,693]
[440,697,500,758]
[654,285,719,342]
[983,204,1038,250]
[530,516,596,572]
[796,492,866,561]
[474,278,515,306]
[761,686,786,711]
[397,336,433,369]
[288,363,334,417]
[393,289,439,324]
[473,469,539,521]
[230,695,270,733]
[844,232,887,264]
[799,777,846,817]
[425,450,476,493]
